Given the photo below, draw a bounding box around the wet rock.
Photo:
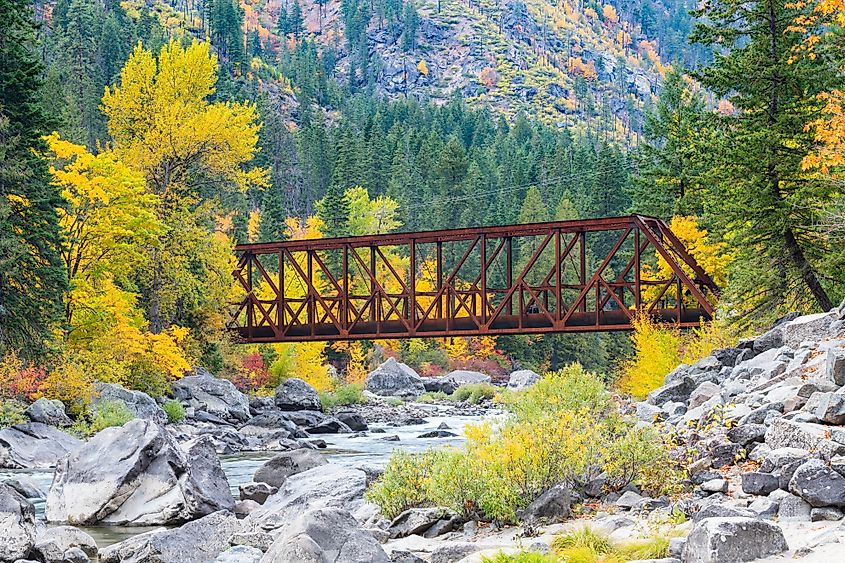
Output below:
[24,397,72,427]
[336,411,368,431]
[275,378,321,411]
[741,472,779,496]
[306,417,353,434]
[99,510,240,563]
[173,371,251,423]
[506,369,540,390]
[524,483,570,523]
[47,420,233,525]
[253,448,327,488]
[92,382,166,424]
[366,358,426,400]
[0,483,36,562]
[245,465,367,532]
[261,507,389,562]
[388,507,445,538]
[683,517,788,562]
[0,422,82,469]
[32,526,98,562]
[418,430,457,438]
[239,481,277,504]
[380,435,400,441]
[789,459,845,507]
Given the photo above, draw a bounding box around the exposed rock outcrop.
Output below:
[173,369,251,423]
[92,382,166,424]
[366,358,426,399]
[0,483,37,562]
[0,422,82,469]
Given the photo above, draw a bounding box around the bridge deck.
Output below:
[228,215,720,342]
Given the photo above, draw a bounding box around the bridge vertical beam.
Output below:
[307,250,314,338]
[480,234,487,327]
[506,237,513,316]
[342,244,348,335]
[278,251,284,332]
[436,241,443,321]
[579,231,586,313]
[409,239,416,331]
[247,253,254,340]
[634,228,641,310]
[555,228,562,324]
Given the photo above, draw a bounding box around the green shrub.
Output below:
[502,363,609,421]
[417,391,449,403]
[91,399,134,433]
[481,551,557,563]
[384,397,403,407]
[550,526,671,563]
[364,450,435,519]
[0,400,27,428]
[319,383,367,411]
[163,399,185,424]
[615,536,670,560]
[452,383,497,404]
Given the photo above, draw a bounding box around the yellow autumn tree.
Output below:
[102,39,267,332]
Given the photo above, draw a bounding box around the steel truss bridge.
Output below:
[228,215,719,343]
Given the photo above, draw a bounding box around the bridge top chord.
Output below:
[228,215,720,343]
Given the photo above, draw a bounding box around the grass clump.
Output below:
[163,399,185,424]
[367,363,683,524]
[550,526,671,563]
[319,383,367,411]
[417,391,449,403]
[90,399,134,433]
[384,397,404,407]
[452,382,497,404]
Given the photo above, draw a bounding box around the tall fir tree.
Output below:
[691,0,841,315]
[0,0,66,356]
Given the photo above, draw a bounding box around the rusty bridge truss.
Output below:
[228,215,720,342]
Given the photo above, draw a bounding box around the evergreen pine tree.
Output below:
[290,0,304,41]
[690,0,840,314]
[0,0,66,355]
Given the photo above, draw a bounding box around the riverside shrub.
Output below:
[367,363,681,523]
[163,399,186,423]
[90,399,134,432]
[319,383,367,411]
[452,383,497,404]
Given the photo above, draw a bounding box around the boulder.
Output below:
[0,422,82,469]
[0,483,36,562]
[741,472,779,496]
[336,412,368,431]
[777,492,813,521]
[388,507,444,538]
[811,507,844,521]
[46,420,233,525]
[781,313,836,348]
[709,443,741,468]
[727,424,767,446]
[430,542,479,563]
[365,358,426,399]
[274,378,321,411]
[788,459,845,507]
[506,369,541,391]
[261,507,389,563]
[825,348,845,386]
[683,517,788,563]
[765,417,845,457]
[305,417,352,434]
[635,402,665,423]
[646,377,695,406]
[615,490,644,509]
[418,430,458,438]
[99,510,240,563]
[172,370,251,423]
[24,397,71,426]
[245,465,367,532]
[700,479,728,493]
[689,382,722,409]
[523,483,570,523]
[814,391,845,424]
[240,481,278,504]
[253,448,327,488]
[92,382,166,424]
[32,526,98,562]
[422,376,457,395]
[2,477,45,500]
[215,546,263,563]
[442,370,491,386]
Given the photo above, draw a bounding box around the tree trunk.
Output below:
[784,227,832,311]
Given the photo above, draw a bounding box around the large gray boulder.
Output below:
[523,483,571,523]
[789,459,845,507]
[32,526,98,562]
[442,370,491,385]
[46,419,234,525]
[814,391,845,424]
[0,422,82,469]
[764,417,845,457]
[825,348,845,386]
[682,517,788,562]
[245,465,368,532]
[387,508,445,538]
[253,448,327,488]
[506,369,541,391]
[260,507,389,563]
[99,510,240,563]
[781,312,836,348]
[365,358,425,399]
[173,370,251,423]
[92,382,166,425]
[647,377,696,406]
[274,378,321,411]
[0,483,36,562]
[24,398,71,426]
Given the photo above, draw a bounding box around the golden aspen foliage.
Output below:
[417,59,429,76]
[617,314,682,400]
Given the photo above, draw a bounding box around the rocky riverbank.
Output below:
[3,308,845,562]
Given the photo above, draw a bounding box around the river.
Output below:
[0,405,491,550]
